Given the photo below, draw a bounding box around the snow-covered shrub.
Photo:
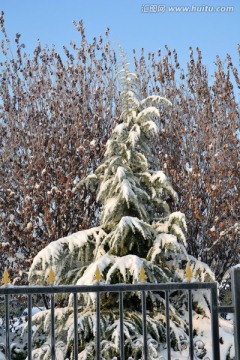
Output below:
[28,62,234,359]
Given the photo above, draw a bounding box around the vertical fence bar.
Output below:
[232,268,240,360]
[165,290,171,360]
[28,294,32,360]
[119,291,125,360]
[142,290,148,360]
[210,284,220,360]
[50,293,56,360]
[73,293,78,360]
[5,294,10,360]
[188,289,194,360]
[96,291,101,360]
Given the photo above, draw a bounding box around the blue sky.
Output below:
[0,0,239,76]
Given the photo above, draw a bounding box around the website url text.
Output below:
[141,4,234,13]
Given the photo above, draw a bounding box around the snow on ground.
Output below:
[0,312,234,359]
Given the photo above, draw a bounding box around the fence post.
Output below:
[5,294,10,360]
[94,267,102,360]
[231,267,240,360]
[96,291,101,360]
[210,284,220,360]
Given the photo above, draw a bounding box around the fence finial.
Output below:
[3,268,10,287]
[186,264,192,283]
[140,266,147,283]
[48,267,55,285]
[94,266,102,282]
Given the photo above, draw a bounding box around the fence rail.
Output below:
[0,282,223,360]
[1,267,240,360]
[0,281,225,295]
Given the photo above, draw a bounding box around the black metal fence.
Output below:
[1,267,240,360]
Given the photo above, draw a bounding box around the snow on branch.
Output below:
[140,95,172,109]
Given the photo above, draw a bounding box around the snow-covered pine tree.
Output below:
[28,61,234,359]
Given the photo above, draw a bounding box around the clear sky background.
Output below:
[0,0,239,78]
